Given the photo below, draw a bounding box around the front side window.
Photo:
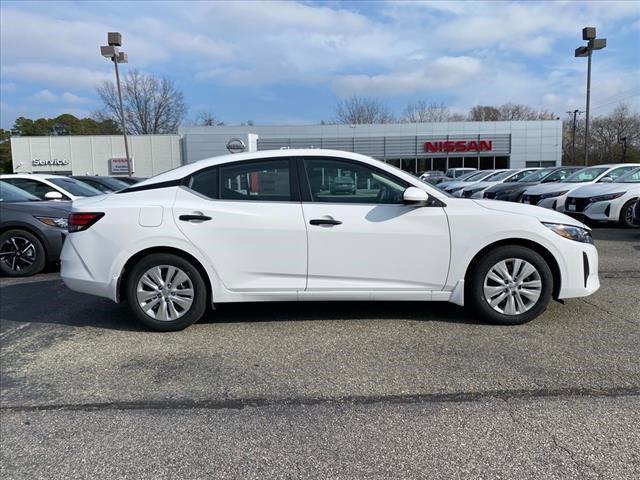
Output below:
[564,167,608,182]
[604,166,635,181]
[507,169,536,182]
[303,158,407,204]
[220,160,291,201]
[614,167,640,183]
[542,168,578,182]
[3,178,65,200]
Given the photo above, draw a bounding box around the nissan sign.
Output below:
[226,138,246,154]
[425,140,493,153]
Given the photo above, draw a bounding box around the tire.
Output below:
[619,199,639,228]
[125,253,207,331]
[0,229,46,277]
[466,245,553,325]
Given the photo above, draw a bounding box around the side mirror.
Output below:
[599,176,613,183]
[403,187,429,205]
[45,191,63,200]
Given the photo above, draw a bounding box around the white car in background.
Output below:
[460,168,539,199]
[520,164,639,212]
[564,167,640,228]
[61,149,599,332]
[0,174,103,201]
[439,170,503,195]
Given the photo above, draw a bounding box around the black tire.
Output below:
[466,245,553,325]
[125,253,207,331]
[619,199,639,228]
[0,229,46,277]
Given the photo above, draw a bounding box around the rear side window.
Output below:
[220,160,291,201]
[605,166,635,181]
[188,168,218,199]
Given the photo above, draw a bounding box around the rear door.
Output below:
[300,156,450,291]
[173,158,307,292]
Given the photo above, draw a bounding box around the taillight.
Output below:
[68,212,105,232]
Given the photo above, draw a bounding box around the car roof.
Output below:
[130,149,430,190]
[0,173,65,180]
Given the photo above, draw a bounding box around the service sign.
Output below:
[32,158,69,166]
[109,157,134,174]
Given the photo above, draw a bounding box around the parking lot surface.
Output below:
[1,228,639,479]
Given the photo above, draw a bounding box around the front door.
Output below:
[300,157,450,291]
[174,158,307,292]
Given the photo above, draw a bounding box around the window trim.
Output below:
[298,156,411,205]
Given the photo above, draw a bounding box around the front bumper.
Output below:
[557,242,599,299]
[565,199,613,222]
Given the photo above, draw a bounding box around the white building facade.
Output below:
[11,120,562,176]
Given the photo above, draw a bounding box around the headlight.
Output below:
[542,222,593,244]
[540,190,569,200]
[589,192,624,203]
[35,216,68,229]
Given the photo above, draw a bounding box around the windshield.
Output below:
[520,169,554,182]
[563,167,608,183]
[613,167,640,183]
[46,177,102,196]
[485,170,515,181]
[463,170,493,181]
[0,181,41,202]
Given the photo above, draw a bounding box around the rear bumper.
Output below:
[60,235,118,301]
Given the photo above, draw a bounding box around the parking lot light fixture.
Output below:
[575,26,607,167]
[100,32,132,176]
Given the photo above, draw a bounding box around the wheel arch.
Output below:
[117,246,213,305]
[464,238,562,300]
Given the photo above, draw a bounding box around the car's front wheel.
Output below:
[126,253,207,331]
[619,199,639,228]
[0,229,46,277]
[466,246,553,325]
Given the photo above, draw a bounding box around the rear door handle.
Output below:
[309,218,342,226]
[179,214,212,222]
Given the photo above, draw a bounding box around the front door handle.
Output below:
[309,218,342,226]
[179,214,212,222]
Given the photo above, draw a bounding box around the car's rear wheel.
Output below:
[126,253,207,331]
[0,229,46,277]
[619,199,639,228]
[466,246,553,325]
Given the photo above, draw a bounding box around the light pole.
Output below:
[575,27,606,166]
[566,109,584,164]
[618,136,627,163]
[100,32,132,176]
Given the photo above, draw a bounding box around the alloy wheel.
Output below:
[0,236,37,272]
[483,258,542,316]
[136,265,195,321]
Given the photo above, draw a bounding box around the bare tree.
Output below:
[335,96,394,124]
[468,105,501,121]
[95,70,187,134]
[498,103,556,121]
[193,110,223,126]
[403,101,452,122]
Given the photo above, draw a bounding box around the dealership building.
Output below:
[10,120,562,176]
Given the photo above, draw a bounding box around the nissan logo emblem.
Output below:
[226,138,246,154]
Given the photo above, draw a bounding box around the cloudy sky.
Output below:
[1,0,639,129]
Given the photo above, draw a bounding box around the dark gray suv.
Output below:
[0,181,71,277]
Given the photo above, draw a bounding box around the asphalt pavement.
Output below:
[1,228,639,479]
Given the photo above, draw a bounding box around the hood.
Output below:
[523,181,587,195]
[1,200,72,216]
[462,180,495,191]
[566,182,638,198]
[473,199,586,228]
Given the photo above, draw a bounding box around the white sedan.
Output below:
[459,168,539,199]
[0,174,103,201]
[61,149,599,331]
[564,167,640,227]
[520,163,639,211]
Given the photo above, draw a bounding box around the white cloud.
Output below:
[332,56,482,96]
[61,92,90,104]
[3,64,111,89]
[32,89,58,102]
[0,82,16,93]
